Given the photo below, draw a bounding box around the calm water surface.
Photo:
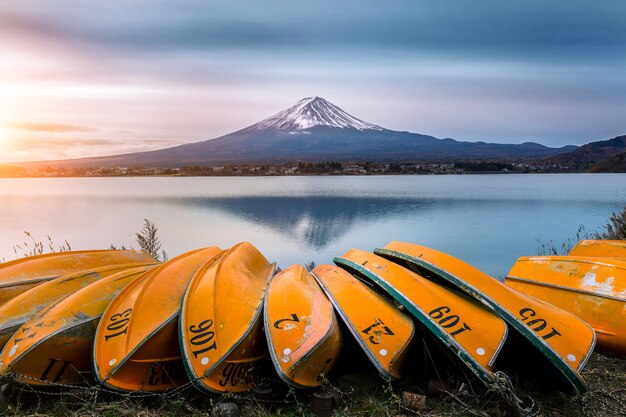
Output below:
[0,174,624,277]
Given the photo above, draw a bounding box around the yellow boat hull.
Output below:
[335,249,508,386]
[313,264,414,380]
[569,240,626,258]
[0,250,156,306]
[93,247,223,392]
[506,256,626,355]
[0,265,155,385]
[376,241,596,394]
[265,264,342,388]
[0,263,155,350]
[180,242,275,394]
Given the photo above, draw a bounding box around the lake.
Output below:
[0,174,624,278]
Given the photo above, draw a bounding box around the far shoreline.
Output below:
[1,172,620,180]
[3,159,608,178]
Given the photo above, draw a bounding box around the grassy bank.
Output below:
[0,351,624,417]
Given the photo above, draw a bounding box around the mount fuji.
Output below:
[27,97,576,167]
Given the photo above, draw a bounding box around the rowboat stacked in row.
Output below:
[0,240,622,396]
[506,239,626,355]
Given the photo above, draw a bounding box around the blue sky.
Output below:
[1,1,625,161]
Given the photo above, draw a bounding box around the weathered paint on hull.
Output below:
[93,247,223,392]
[180,242,275,394]
[0,250,156,306]
[0,265,156,385]
[507,256,626,355]
[265,264,342,389]
[376,241,596,394]
[312,264,414,380]
[334,250,508,387]
[0,263,155,350]
[569,240,626,258]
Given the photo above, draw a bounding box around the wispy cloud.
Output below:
[8,122,97,133]
[2,134,185,163]
[11,136,179,149]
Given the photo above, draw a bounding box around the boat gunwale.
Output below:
[179,256,276,394]
[519,255,626,269]
[375,247,594,394]
[311,268,415,381]
[264,268,341,389]
[505,275,626,303]
[0,276,62,289]
[334,256,501,387]
[0,263,157,332]
[0,249,149,268]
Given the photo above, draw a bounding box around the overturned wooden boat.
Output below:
[180,242,275,394]
[569,239,626,258]
[0,250,155,306]
[0,265,156,385]
[506,256,626,355]
[264,264,342,388]
[313,264,414,380]
[0,263,155,350]
[93,247,223,392]
[376,241,596,394]
[334,249,508,386]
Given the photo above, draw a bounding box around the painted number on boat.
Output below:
[219,362,253,387]
[519,308,561,340]
[429,306,472,337]
[273,313,300,329]
[104,308,132,341]
[147,361,184,386]
[361,319,395,345]
[188,319,217,358]
[40,358,73,383]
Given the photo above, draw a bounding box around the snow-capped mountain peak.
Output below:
[252,97,384,131]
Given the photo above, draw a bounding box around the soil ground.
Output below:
[0,351,623,417]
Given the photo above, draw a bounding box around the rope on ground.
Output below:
[490,371,540,417]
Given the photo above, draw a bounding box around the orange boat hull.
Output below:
[0,263,154,350]
[0,265,155,385]
[569,240,626,258]
[376,241,596,394]
[265,264,342,388]
[0,250,155,306]
[335,249,508,386]
[313,264,414,380]
[507,256,626,355]
[93,247,223,392]
[180,242,275,394]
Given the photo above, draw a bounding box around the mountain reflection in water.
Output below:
[181,196,431,249]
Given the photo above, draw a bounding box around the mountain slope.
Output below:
[548,135,626,171]
[20,97,576,168]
